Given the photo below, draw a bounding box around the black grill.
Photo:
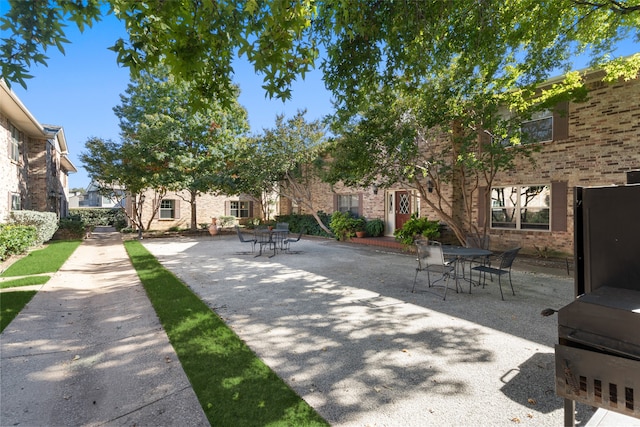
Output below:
[555,183,640,425]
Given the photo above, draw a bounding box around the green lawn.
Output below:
[1,240,82,277]
[0,239,82,333]
[0,291,37,332]
[124,240,328,427]
[0,275,50,289]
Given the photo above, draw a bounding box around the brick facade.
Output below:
[1,82,75,222]
[133,189,264,231]
[486,74,640,255]
[129,71,639,257]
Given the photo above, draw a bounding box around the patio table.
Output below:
[441,245,492,291]
[254,228,289,257]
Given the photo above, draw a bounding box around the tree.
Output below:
[232,111,332,235]
[1,0,318,102]
[113,66,249,230]
[3,1,638,103]
[317,1,639,245]
[80,137,168,239]
[5,0,639,240]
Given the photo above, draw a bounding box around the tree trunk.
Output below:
[190,190,198,230]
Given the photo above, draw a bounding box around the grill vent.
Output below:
[556,345,640,418]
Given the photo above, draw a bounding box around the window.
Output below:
[11,194,22,211]
[521,109,553,143]
[9,123,21,162]
[159,199,176,219]
[491,185,550,231]
[230,201,251,218]
[336,194,360,216]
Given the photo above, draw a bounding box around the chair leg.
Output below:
[443,275,449,300]
[412,269,419,293]
[508,271,515,296]
[497,274,505,301]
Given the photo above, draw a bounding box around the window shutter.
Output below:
[551,181,568,232]
[358,193,364,216]
[153,197,159,219]
[477,186,487,227]
[225,200,230,216]
[174,199,180,219]
[333,194,338,211]
[552,101,569,141]
[248,201,254,217]
[478,128,492,151]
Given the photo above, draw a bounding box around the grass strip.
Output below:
[0,275,50,289]
[124,240,328,427]
[1,240,82,277]
[0,291,37,332]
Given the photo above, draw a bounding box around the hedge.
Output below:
[9,211,58,245]
[69,208,128,230]
[0,224,38,261]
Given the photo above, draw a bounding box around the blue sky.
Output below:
[2,7,637,190]
[4,11,334,190]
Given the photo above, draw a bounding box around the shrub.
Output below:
[217,216,236,228]
[273,212,331,236]
[365,218,385,237]
[55,217,88,240]
[68,208,128,231]
[9,210,58,245]
[393,215,441,246]
[329,211,362,241]
[0,224,38,261]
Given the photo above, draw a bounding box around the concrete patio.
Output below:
[141,233,632,426]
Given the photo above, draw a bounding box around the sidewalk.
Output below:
[0,228,208,426]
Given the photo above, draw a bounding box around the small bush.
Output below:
[329,211,363,241]
[55,217,88,240]
[365,218,385,237]
[9,211,58,245]
[0,224,38,261]
[217,216,236,228]
[393,214,441,246]
[273,212,331,236]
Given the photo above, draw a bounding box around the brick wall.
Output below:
[487,75,640,255]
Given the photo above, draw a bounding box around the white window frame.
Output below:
[159,199,175,219]
[9,123,21,162]
[520,109,553,144]
[337,194,360,216]
[11,193,22,211]
[230,201,250,218]
[490,185,551,231]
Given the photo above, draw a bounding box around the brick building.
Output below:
[1,80,77,222]
[298,69,640,256]
[126,68,639,256]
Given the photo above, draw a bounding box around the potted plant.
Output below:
[354,218,367,238]
[330,211,361,241]
[393,214,441,246]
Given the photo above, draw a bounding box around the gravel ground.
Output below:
[142,234,597,427]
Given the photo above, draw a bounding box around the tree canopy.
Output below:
[3,0,639,104]
[232,110,330,233]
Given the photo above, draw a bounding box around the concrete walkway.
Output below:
[0,228,208,426]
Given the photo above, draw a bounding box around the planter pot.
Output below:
[208,217,218,236]
[355,231,366,238]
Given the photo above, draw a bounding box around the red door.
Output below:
[395,191,411,230]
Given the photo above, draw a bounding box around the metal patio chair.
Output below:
[412,240,457,300]
[472,247,521,300]
[234,225,257,253]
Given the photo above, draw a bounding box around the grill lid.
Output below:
[558,286,640,360]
